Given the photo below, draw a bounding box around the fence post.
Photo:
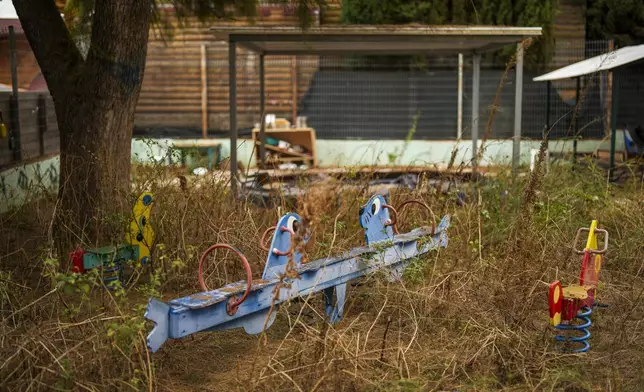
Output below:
[291,56,298,124]
[9,26,21,162]
[228,40,238,196]
[609,72,619,180]
[457,53,463,139]
[38,95,47,156]
[201,44,208,139]
[512,42,524,173]
[471,53,481,174]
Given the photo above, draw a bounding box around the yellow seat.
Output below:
[562,285,592,300]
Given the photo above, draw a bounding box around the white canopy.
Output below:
[0,1,18,19]
[534,44,644,82]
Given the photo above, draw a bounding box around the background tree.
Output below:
[586,0,644,47]
[341,0,557,69]
[12,0,318,262]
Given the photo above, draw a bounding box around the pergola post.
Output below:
[457,53,464,139]
[9,26,21,162]
[609,72,619,180]
[229,40,238,196]
[545,81,551,136]
[471,53,481,173]
[513,42,524,172]
[259,53,266,169]
[573,76,581,162]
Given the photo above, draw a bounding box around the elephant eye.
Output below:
[287,216,298,233]
[371,198,381,216]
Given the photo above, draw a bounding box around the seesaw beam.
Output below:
[145,218,449,352]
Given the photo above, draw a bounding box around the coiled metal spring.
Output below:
[554,305,592,353]
[103,262,122,289]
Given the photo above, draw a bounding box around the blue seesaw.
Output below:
[145,193,451,352]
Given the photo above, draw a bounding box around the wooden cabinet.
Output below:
[251,127,318,168]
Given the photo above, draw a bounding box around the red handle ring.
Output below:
[260,226,277,252]
[198,244,252,315]
[272,226,295,256]
[394,199,437,235]
[382,204,398,229]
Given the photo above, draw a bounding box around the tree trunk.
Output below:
[14,0,154,261]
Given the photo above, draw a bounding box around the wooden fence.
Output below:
[0,92,59,169]
[134,5,333,134]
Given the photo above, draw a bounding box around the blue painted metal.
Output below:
[555,306,592,353]
[145,194,450,353]
[262,213,307,280]
[359,194,394,245]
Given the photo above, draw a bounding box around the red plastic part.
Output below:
[70,247,85,273]
[562,298,578,321]
[548,281,563,324]
[271,226,296,257]
[579,251,591,286]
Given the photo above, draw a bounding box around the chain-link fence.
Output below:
[614,60,644,136]
[134,39,614,142]
[297,40,612,140]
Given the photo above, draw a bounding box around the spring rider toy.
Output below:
[144,192,450,352]
[548,220,608,352]
[71,192,155,286]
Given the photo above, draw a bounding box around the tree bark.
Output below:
[13,0,153,261]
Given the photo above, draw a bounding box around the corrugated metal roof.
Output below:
[211,25,542,55]
[534,44,644,81]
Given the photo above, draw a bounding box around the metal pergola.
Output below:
[211,25,543,194]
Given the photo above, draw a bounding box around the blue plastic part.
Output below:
[359,194,394,245]
[144,199,451,353]
[145,299,170,352]
[142,194,153,206]
[555,306,592,353]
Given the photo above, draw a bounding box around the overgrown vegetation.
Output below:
[2,158,644,390]
[586,0,644,47]
[340,0,557,70]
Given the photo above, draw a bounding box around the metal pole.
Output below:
[471,53,481,173]
[457,53,463,139]
[38,95,47,156]
[200,44,208,139]
[229,40,238,196]
[573,77,580,162]
[545,81,551,137]
[291,56,297,124]
[9,26,21,162]
[609,72,619,180]
[259,53,266,169]
[512,43,524,172]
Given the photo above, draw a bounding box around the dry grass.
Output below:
[2,157,644,391]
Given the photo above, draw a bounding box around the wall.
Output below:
[0,92,59,168]
[0,33,41,90]
[0,154,58,213]
[131,135,626,169]
[135,7,319,135]
[1,134,627,213]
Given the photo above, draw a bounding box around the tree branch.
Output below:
[12,0,84,100]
